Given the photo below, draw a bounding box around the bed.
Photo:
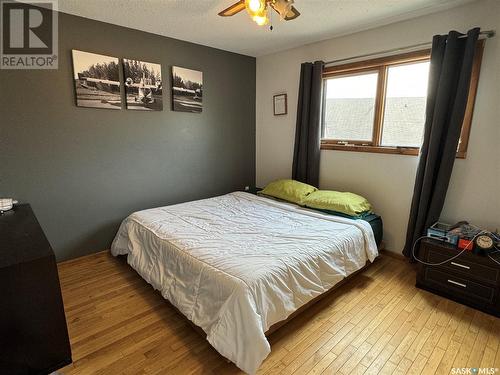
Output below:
[111,191,379,374]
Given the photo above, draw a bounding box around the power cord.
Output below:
[412,226,500,266]
[487,250,500,266]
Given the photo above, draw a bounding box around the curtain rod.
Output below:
[324,30,495,66]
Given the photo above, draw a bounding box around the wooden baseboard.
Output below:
[379,249,406,262]
[57,249,110,265]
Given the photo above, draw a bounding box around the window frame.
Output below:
[320,41,484,158]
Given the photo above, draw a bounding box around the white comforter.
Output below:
[111,192,378,374]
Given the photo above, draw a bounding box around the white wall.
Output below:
[256,0,500,254]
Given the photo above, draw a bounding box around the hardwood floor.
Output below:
[58,251,500,374]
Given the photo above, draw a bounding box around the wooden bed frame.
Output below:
[165,255,379,341]
[118,245,383,368]
[120,241,384,366]
[264,258,376,336]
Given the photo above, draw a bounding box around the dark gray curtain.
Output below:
[292,60,324,187]
[403,28,480,259]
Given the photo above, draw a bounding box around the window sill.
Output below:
[320,143,467,159]
[320,143,419,156]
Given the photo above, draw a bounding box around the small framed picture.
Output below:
[273,93,287,116]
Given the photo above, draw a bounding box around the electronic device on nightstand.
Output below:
[426,222,459,244]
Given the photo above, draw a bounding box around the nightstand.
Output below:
[416,238,500,317]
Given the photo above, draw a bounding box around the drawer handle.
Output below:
[447,279,467,288]
[450,262,470,270]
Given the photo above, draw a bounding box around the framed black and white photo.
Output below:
[72,50,122,109]
[273,93,287,115]
[172,66,203,113]
[123,59,163,111]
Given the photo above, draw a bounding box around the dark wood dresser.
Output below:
[416,238,500,317]
[0,204,72,374]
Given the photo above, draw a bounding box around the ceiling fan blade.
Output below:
[269,2,300,21]
[218,0,246,16]
[284,6,300,21]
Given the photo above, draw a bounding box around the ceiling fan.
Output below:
[218,0,300,26]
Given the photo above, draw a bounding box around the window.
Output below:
[321,42,484,158]
[381,61,429,147]
[323,72,378,142]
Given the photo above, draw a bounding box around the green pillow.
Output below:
[258,179,317,205]
[303,190,372,217]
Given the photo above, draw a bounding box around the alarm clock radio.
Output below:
[474,234,495,255]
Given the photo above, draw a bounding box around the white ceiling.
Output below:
[56,0,475,57]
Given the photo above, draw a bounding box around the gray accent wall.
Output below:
[0,12,256,261]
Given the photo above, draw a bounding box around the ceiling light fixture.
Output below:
[252,14,269,26]
[245,0,266,15]
[218,0,300,27]
[245,0,268,26]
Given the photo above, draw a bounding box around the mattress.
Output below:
[362,213,383,246]
[111,192,378,374]
[253,189,383,246]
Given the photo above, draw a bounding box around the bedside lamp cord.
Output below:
[412,227,500,267]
